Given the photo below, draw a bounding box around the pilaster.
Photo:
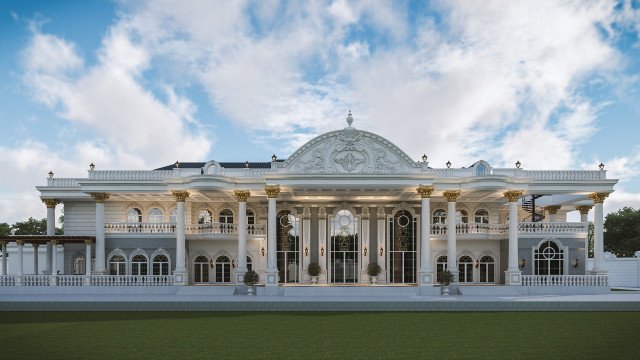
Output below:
[504,190,524,285]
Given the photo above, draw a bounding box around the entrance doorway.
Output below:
[330,209,359,283]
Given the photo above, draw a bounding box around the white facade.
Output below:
[0,113,618,292]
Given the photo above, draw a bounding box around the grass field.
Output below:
[2,312,640,359]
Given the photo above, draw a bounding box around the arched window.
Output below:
[219,209,234,223]
[153,255,170,276]
[215,256,231,283]
[458,255,473,283]
[109,255,126,275]
[456,210,468,224]
[432,209,447,225]
[198,209,212,224]
[73,255,85,275]
[247,256,253,272]
[127,208,142,223]
[194,255,209,283]
[277,210,300,283]
[131,254,148,276]
[479,255,495,283]
[436,256,447,283]
[535,240,564,275]
[169,208,177,223]
[475,209,489,224]
[148,208,164,223]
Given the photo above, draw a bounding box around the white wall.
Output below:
[1,244,64,275]
[64,201,96,235]
[587,252,640,288]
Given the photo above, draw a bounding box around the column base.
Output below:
[235,269,246,285]
[15,275,23,286]
[418,270,434,286]
[93,267,107,275]
[84,275,91,286]
[449,270,460,284]
[265,269,279,286]
[173,270,188,285]
[505,270,522,285]
[50,275,57,286]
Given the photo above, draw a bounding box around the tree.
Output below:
[604,207,640,257]
[12,217,47,235]
[0,223,10,236]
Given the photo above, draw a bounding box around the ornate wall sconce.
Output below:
[232,259,236,268]
[261,246,265,256]
[572,258,580,268]
[320,247,324,256]
[379,247,384,256]
[364,246,368,256]
[519,257,526,269]
[209,260,214,268]
[475,259,479,268]
[304,246,308,256]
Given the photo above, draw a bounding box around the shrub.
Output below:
[367,263,382,277]
[440,269,454,286]
[243,269,259,286]
[308,263,321,277]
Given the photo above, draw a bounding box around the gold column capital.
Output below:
[84,239,93,245]
[42,199,61,208]
[51,240,58,246]
[503,190,524,202]
[442,190,461,202]
[172,190,190,203]
[575,205,592,215]
[588,192,609,204]
[265,185,281,198]
[0,241,6,246]
[89,192,110,203]
[15,240,25,246]
[544,205,561,215]
[417,185,434,198]
[234,190,251,202]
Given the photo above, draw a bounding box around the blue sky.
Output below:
[1,0,639,223]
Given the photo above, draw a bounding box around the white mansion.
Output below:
[0,113,617,294]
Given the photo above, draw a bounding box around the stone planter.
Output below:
[247,286,256,296]
[310,276,318,284]
[370,275,378,284]
[442,286,450,295]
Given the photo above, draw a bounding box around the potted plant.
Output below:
[367,263,382,284]
[440,269,454,295]
[243,269,259,296]
[308,263,321,284]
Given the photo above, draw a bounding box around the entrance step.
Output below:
[283,286,419,297]
[458,285,525,296]
[174,286,235,296]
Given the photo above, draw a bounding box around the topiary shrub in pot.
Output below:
[243,269,259,295]
[308,263,321,284]
[367,263,382,284]
[440,269,454,295]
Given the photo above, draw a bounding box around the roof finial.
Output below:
[346,110,353,127]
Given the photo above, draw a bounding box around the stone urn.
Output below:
[442,286,450,296]
[310,276,318,284]
[247,286,256,296]
[370,275,378,284]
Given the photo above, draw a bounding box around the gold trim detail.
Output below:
[442,190,461,202]
[234,190,251,202]
[503,190,524,202]
[575,205,592,215]
[416,185,434,198]
[84,239,93,245]
[42,199,60,208]
[89,193,110,203]
[51,240,58,246]
[265,185,281,198]
[588,192,609,204]
[172,191,190,203]
[15,240,25,246]
[544,205,561,215]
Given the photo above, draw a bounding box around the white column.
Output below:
[302,207,311,282]
[418,186,434,285]
[90,193,109,274]
[265,185,280,289]
[235,191,250,283]
[318,208,327,284]
[50,240,58,286]
[589,193,609,274]
[33,243,39,274]
[43,199,59,274]
[0,241,7,275]
[84,240,92,285]
[576,205,592,262]
[172,191,189,285]
[17,240,24,276]
[360,207,370,284]
[504,191,523,285]
[376,207,386,283]
[444,191,460,283]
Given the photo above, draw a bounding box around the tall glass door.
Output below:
[330,209,359,283]
[388,210,417,283]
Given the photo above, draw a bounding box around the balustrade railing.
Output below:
[88,170,175,180]
[57,275,85,286]
[22,275,51,286]
[521,275,608,286]
[456,223,507,235]
[518,222,588,234]
[0,275,15,286]
[90,275,174,286]
[46,178,80,187]
[105,222,176,234]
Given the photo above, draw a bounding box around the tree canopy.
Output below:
[604,207,640,257]
[0,217,63,236]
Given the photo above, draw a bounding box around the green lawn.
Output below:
[2,312,639,359]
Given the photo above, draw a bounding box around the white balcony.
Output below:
[430,222,587,238]
[521,275,608,286]
[105,222,266,236]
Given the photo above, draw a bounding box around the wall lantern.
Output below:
[599,162,605,171]
[379,247,384,256]
[48,171,54,178]
[89,163,95,171]
[572,258,580,268]
[422,154,428,162]
[519,257,526,269]
[271,154,277,162]
[364,246,368,256]
[320,246,324,256]
[304,246,309,256]
[515,160,521,169]
[209,260,214,268]
[446,161,451,168]
[475,259,480,268]
[232,259,236,268]
[261,246,265,257]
